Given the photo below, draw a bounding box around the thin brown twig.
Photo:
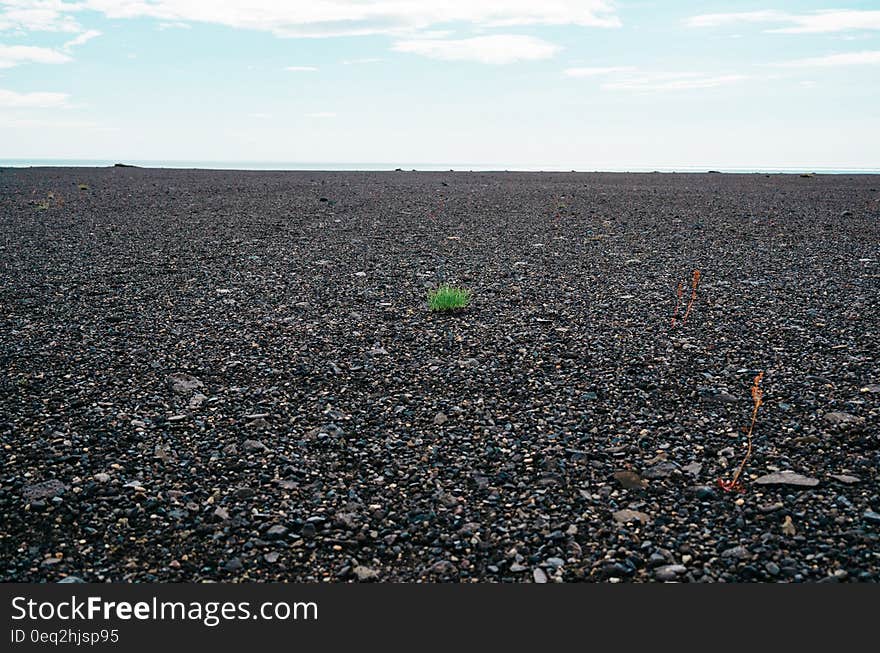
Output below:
[681,269,701,325]
[671,280,684,328]
[718,372,764,492]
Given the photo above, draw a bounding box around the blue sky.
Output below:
[1,1,879,168]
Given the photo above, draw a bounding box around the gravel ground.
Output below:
[1,167,879,583]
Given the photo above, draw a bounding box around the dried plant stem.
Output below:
[682,269,701,325]
[729,399,759,487]
[671,281,684,328]
[719,372,764,492]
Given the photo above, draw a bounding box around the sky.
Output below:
[1,1,879,169]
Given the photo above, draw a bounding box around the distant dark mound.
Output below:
[708,170,722,174]
[113,163,139,168]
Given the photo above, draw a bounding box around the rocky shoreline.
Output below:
[1,167,878,581]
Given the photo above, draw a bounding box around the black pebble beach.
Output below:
[1,167,878,582]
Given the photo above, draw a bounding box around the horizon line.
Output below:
[2,159,880,174]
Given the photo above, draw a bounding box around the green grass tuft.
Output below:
[428,285,471,312]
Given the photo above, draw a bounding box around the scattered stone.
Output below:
[612,470,647,489]
[654,565,687,581]
[642,462,677,479]
[683,462,703,477]
[612,509,651,524]
[266,524,288,539]
[424,560,456,576]
[167,373,204,396]
[692,485,717,500]
[353,565,380,581]
[22,480,67,501]
[213,507,230,521]
[830,474,860,485]
[242,439,268,453]
[755,472,819,487]
[433,412,448,426]
[721,545,751,560]
[189,393,208,409]
[836,495,854,510]
[232,486,254,499]
[313,423,345,439]
[532,568,548,583]
[823,411,863,426]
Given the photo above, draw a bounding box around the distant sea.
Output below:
[2,159,879,174]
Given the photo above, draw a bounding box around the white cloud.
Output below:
[564,65,748,92]
[393,34,559,64]
[63,28,100,51]
[1,1,621,38]
[0,87,69,107]
[685,10,787,29]
[0,1,83,33]
[305,111,336,118]
[0,43,69,68]
[286,65,317,71]
[772,11,880,34]
[686,10,880,33]
[772,50,880,67]
[564,65,634,77]
[249,112,271,119]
